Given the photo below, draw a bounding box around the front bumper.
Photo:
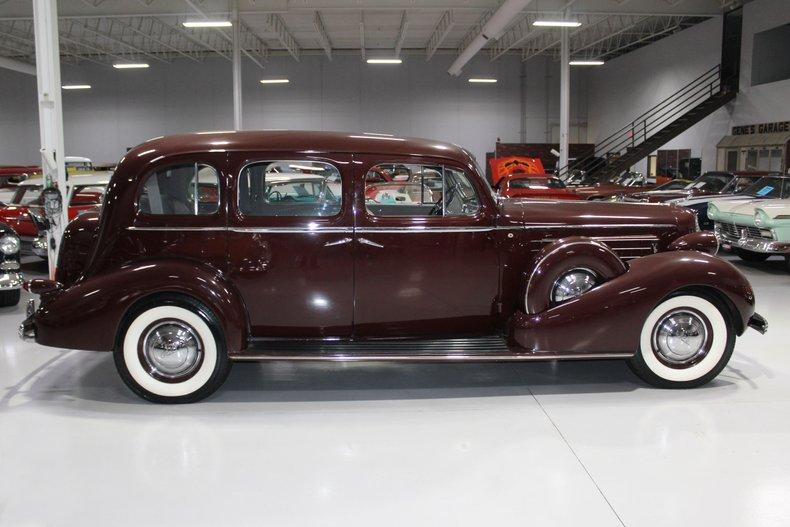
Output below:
[717,232,790,254]
[19,298,36,342]
[748,312,768,335]
[31,235,48,258]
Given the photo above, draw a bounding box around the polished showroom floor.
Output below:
[1,255,788,527]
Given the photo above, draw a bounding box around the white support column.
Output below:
[232,0,242,131]
[559,27,570,173]
[33,0,68,278]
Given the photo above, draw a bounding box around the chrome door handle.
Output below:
[357,237,384,249]
[324,237,352,247]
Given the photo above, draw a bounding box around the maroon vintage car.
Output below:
[20,131,765,403]
[622,171,765,203]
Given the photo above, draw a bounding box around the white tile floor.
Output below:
[0,255,788,527]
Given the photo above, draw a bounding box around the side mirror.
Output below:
[28,209,51,231]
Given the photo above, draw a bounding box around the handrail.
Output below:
[557,64,725,179]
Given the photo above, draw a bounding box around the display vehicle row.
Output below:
[19,131,766,403]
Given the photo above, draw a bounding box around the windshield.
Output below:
[684,173,731,193]
[653,179,689,190]
[738,177,789,198]
[11,185,43,206]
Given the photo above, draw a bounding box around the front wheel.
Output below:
[735,248,769,262]
[628,293,734,388]
[114,297,232,403]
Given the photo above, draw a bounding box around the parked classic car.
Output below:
[605,179,692,202]
[0,173,110,256]
[709,198,790,270]
[573,172,656,200]
[0,221,22,307]
[495,173,582,200]
[623,171,763,204]
[671,173,787,230]
[20,131,765,403]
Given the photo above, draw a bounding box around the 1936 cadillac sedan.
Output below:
[20,131,766,403]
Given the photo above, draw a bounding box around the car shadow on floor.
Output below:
[2,349,743,409]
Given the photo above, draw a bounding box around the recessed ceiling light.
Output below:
[569,60,605,66]
[113,63,149,69]
[260,78,289,84]
[366,58,403,64]
[468,78,497,83]
[61,84,91,90]
[182,20,232,28]
[533,20,582,28]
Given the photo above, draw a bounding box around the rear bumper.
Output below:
[748,312,768,335]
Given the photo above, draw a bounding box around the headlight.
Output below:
[707,203,718,219]
[0,234,20,255]
[754,210,767,227]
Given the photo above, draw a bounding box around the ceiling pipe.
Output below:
[0,56,36,76]
[448,0,534,76]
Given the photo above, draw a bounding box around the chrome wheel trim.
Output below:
[651,308,712,368]
[550,268,598,305]
[138,319,204,383]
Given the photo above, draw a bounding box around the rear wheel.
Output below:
[114,296,231,403]
[0,289,20,307]
[628,293,735,388]
[735,248,769,262]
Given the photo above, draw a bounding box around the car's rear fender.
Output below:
[32,258,249,353]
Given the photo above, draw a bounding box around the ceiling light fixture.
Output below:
[366,58,403,64]
[533,20,582,28]
[62,84,91,90]
[182,20,232,28]
[260,78,290,84]
[113,63,149,69]
[569,60,605,66]
[468,78,498,83]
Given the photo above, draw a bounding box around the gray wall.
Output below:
[0,53,589,167]
[587,0,790,174]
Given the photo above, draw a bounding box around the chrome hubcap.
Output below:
[141,320,203,381]
[551,269,597,305]
[653,310,708,365]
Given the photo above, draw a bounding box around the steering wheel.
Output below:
[429,197,443,216]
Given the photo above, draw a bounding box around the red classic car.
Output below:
[0,173,110,255]
[20,131,765,403]
[496,173,582,200]
[571,172,657,200]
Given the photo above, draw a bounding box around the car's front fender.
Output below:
[509,251,755,354]
[30,258,249,353]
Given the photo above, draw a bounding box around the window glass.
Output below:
[138,163,219,215]
[12,185,43,206]
[364,163,480,217]
[70,185,106,206]
[238,161,341,217]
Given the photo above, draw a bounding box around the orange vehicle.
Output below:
[495,173,582,200]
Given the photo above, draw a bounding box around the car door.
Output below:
[353,154,500,338]
[226,153,354,339]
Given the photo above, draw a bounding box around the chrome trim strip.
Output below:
[231,352,635,362]
[355,226,492,233]
[231,226,354,234]
[127,226,226,232]
[520,224,674,229]
[127,224,674,234]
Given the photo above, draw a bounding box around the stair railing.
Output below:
[557,64,724,180]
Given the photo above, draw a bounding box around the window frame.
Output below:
[235,159,344,220]
[135,161,222,218]
[362,161,484,220]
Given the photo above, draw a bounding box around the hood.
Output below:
[671,193,750,206]
[627,189,699,203]
[712,199,790,220]
[498,198,695,232]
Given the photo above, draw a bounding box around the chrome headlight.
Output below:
[754,210,767,227]
[0,234,20,255]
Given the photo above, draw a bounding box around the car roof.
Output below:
[64,156,92,163]
[19,171,113,187]
[125,130,473,166]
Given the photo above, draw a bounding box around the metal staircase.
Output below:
[558,64,736,181]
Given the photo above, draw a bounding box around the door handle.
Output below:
[324,237,352,247]
[357,237,384,249]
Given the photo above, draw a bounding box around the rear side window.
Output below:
[138,163,220,215]
[238,161,342,217]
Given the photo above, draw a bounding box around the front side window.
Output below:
[138,163,220,215]
[70,185,106,206]
[364,163,480,217]
[12,185,43,207]
[238,161,341,217]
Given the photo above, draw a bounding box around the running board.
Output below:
[233,336,634,362]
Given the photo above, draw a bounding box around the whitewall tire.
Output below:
[114,297,231,403]
[628,293,735,388]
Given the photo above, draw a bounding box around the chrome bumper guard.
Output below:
[748,312,768,335]
[19,299,36,342]
[32,235,48,258]
[0,271,23,290]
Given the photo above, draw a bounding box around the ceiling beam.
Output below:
[394,11,408,58]
[266,13,300,61]
[67,18,169,63]
[108,16,201,63]
[425,10,454,61]
[313,11,332,60]
[182,0,265,67]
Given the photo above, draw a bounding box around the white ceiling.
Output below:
[0,0,744,68]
